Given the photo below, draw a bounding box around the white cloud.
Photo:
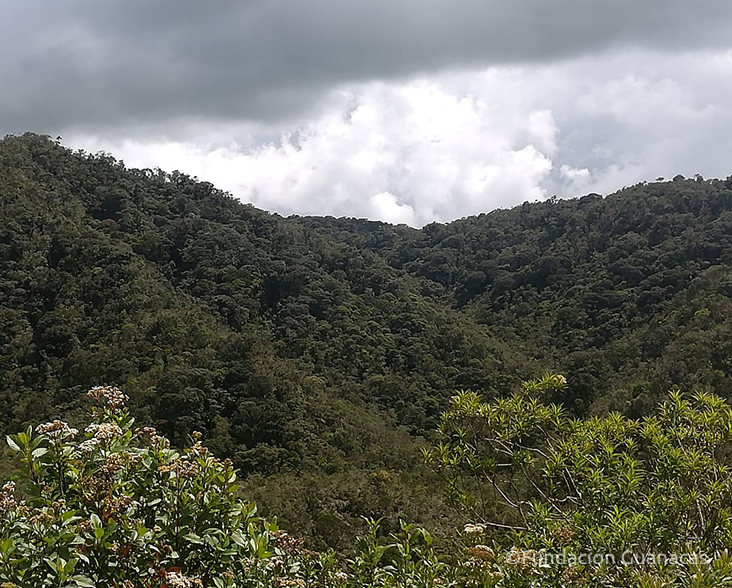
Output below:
[69,78,558,226]
[67,49,732,227]
[370,192,417,226]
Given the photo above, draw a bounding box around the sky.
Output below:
[2,1,732,226]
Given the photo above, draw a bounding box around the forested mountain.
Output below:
[0,133,529,546]
[3,133,732,547]
[298,178,732,416]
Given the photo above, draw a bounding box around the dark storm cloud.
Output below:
[2,0,731,134]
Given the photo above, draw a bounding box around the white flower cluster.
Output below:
[164,571,203,588]
[36,420,79,440]
[0,481,17,512]
[135,426,170,449]
[466,544,495,561]
[77,438,101,455]
[85,422,123,442]
[87,385,129,411]
[463,523,487,535]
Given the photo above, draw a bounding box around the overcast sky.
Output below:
[2,0,732,226]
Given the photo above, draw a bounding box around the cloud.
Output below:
[2,0,732,134]
[70,77,559,225]
[66,48,732,226]
[4,1,732,225]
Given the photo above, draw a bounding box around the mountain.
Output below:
[0,133,530,546]
[297,177,732,416]
[3,132,732,546]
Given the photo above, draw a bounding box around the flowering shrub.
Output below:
[0,386,463,588]
[0,386,341,587]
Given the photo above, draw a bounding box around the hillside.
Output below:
[0,134,531,546]
[298,177,732,416]
[3,133,732,547]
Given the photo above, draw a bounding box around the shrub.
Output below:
[0,386,344,587]
[425,374,732,586]
[5,378,732,587]
[0,386,452,587]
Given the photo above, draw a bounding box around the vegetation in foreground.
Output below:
[3,379,732,587]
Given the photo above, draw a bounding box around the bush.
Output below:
[425,374,732,586]
[0,386,454,587]
[0,386,342,587]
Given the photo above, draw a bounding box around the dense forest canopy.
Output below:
[3,133,732,549]
[297,175,732,415]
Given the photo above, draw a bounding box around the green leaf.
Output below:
[183,533,204,545]
[90,513,102,529]
[6,435,20,451]
[0,538,14,556]
[70,574,96,587]
[231,530,247,548]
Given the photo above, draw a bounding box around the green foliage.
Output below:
[2,387,276,586]
[0,387,445,587]
[299,177,732,414]
[426,375,732,585]
[6,131,732,555]
[4,379,732,586]
[5,375,732,588]
[0,389,505,587]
